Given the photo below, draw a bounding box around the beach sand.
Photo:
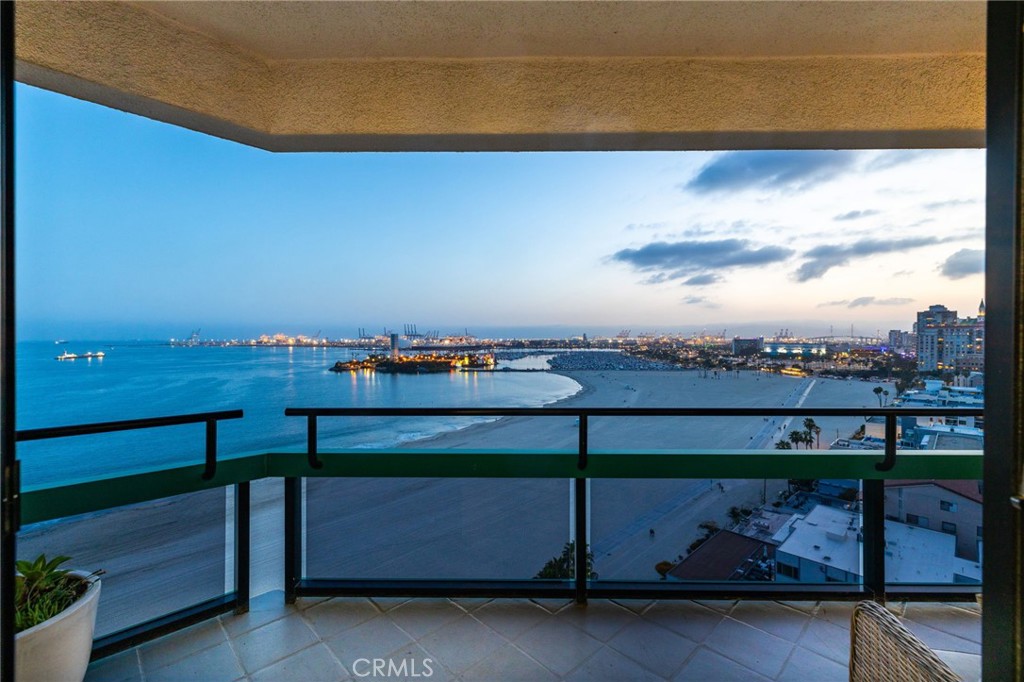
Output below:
[18,369,885,637]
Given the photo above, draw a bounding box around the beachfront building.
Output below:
[667,530,774,582]
[915,302,986,373]
[730,337,762,356]
[4,3,1019,681]
[760,341,827,358]
[896,378,985,429]
[775,505,981,585]
[885,480,983,561]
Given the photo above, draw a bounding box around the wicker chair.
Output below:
[849,600,962,682]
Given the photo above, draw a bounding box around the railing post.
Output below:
[575,412,588,602]
[234,481,250,614]
[202,419,218,480]
[875,414,898,472]
[574,477,588,604]
[307,415,323,469]
[284,477,302,603]
[862,480,886,601]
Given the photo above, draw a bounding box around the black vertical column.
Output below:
[234,482,251,614]
[284,477,302,603]
[861,480,885,600]
[985,3,1024,679]
[0,2,15,681]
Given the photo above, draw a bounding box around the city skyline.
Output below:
[15,83,984,340]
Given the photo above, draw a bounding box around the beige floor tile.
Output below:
[385,599,464,639]
[302,597,379,639]
[461,643,560,682]
[416,615,507,675]
[565,646,664,682]
[249,643,347,682]
[514,618,603,676]
[607,618,698,678]
[797,616,850,666]
[324,615,415,670]
[84,649,142,682]
[145,641,244,682]
[704,616,794,679]
[642,601,723,644]
[729,600,812,643]
[555,600,638,642]
[472,598,550,639]
[138,619,227,671]
[232,613,319,674]
[776,646,848,681]
[673,647,771,682]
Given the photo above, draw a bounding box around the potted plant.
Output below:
[14,554,102,682]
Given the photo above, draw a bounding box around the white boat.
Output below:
[55,351,79,361]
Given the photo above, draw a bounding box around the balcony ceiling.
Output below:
[15,1,986,152]
[140,1,984,61]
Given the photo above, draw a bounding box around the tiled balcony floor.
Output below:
[85,594,981,682]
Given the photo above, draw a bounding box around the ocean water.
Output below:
[15,342,580,487]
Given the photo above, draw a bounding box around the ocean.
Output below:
[15,342,580,487]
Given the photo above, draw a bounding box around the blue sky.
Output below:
[15,84,985,340]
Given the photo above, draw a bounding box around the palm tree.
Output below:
[775,439,793,449]
[882,389,890,406]
[873,386,884,406]
[803,418,821,448]
[788,429,803,449]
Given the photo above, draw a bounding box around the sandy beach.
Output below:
[18,368,885,637]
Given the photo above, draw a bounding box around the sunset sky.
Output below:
[15,84,984,340]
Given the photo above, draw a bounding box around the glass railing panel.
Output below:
[17,487,234,638]
[591,478,863,584]
[304,478,570,580]
[884,478,983,586]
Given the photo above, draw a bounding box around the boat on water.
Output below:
[55,350,105,361]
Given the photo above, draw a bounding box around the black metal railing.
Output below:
[9,405,985,660]
[14,409,247,658]
[284,406,984,605]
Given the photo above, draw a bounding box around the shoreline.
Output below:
[20,367,888,638]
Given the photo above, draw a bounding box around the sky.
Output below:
[15,84,985,341]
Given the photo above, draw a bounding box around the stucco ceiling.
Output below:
[16,1,986,151]
[139,0,985,62]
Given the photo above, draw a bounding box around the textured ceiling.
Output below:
[140,0,985,62]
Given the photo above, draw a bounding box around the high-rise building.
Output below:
[916,302,985,372]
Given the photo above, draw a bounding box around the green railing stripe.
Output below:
[20,456,266,525]
[20,449,983,525]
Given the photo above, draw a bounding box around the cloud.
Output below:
[865,150,937,171]
[680,227,715,238]
[834,209,880,221]
[794,236,953,282]
[939,249,984,280]
[893,270,914,277]
[683,273,722,286]
[610,239,795,284]
[682,295,720,308]
[818,297,914,309]
[625,222,668,232]
[923,198,979,211]
[682,151,858,194]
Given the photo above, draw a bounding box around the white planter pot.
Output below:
[15,571,101,682]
